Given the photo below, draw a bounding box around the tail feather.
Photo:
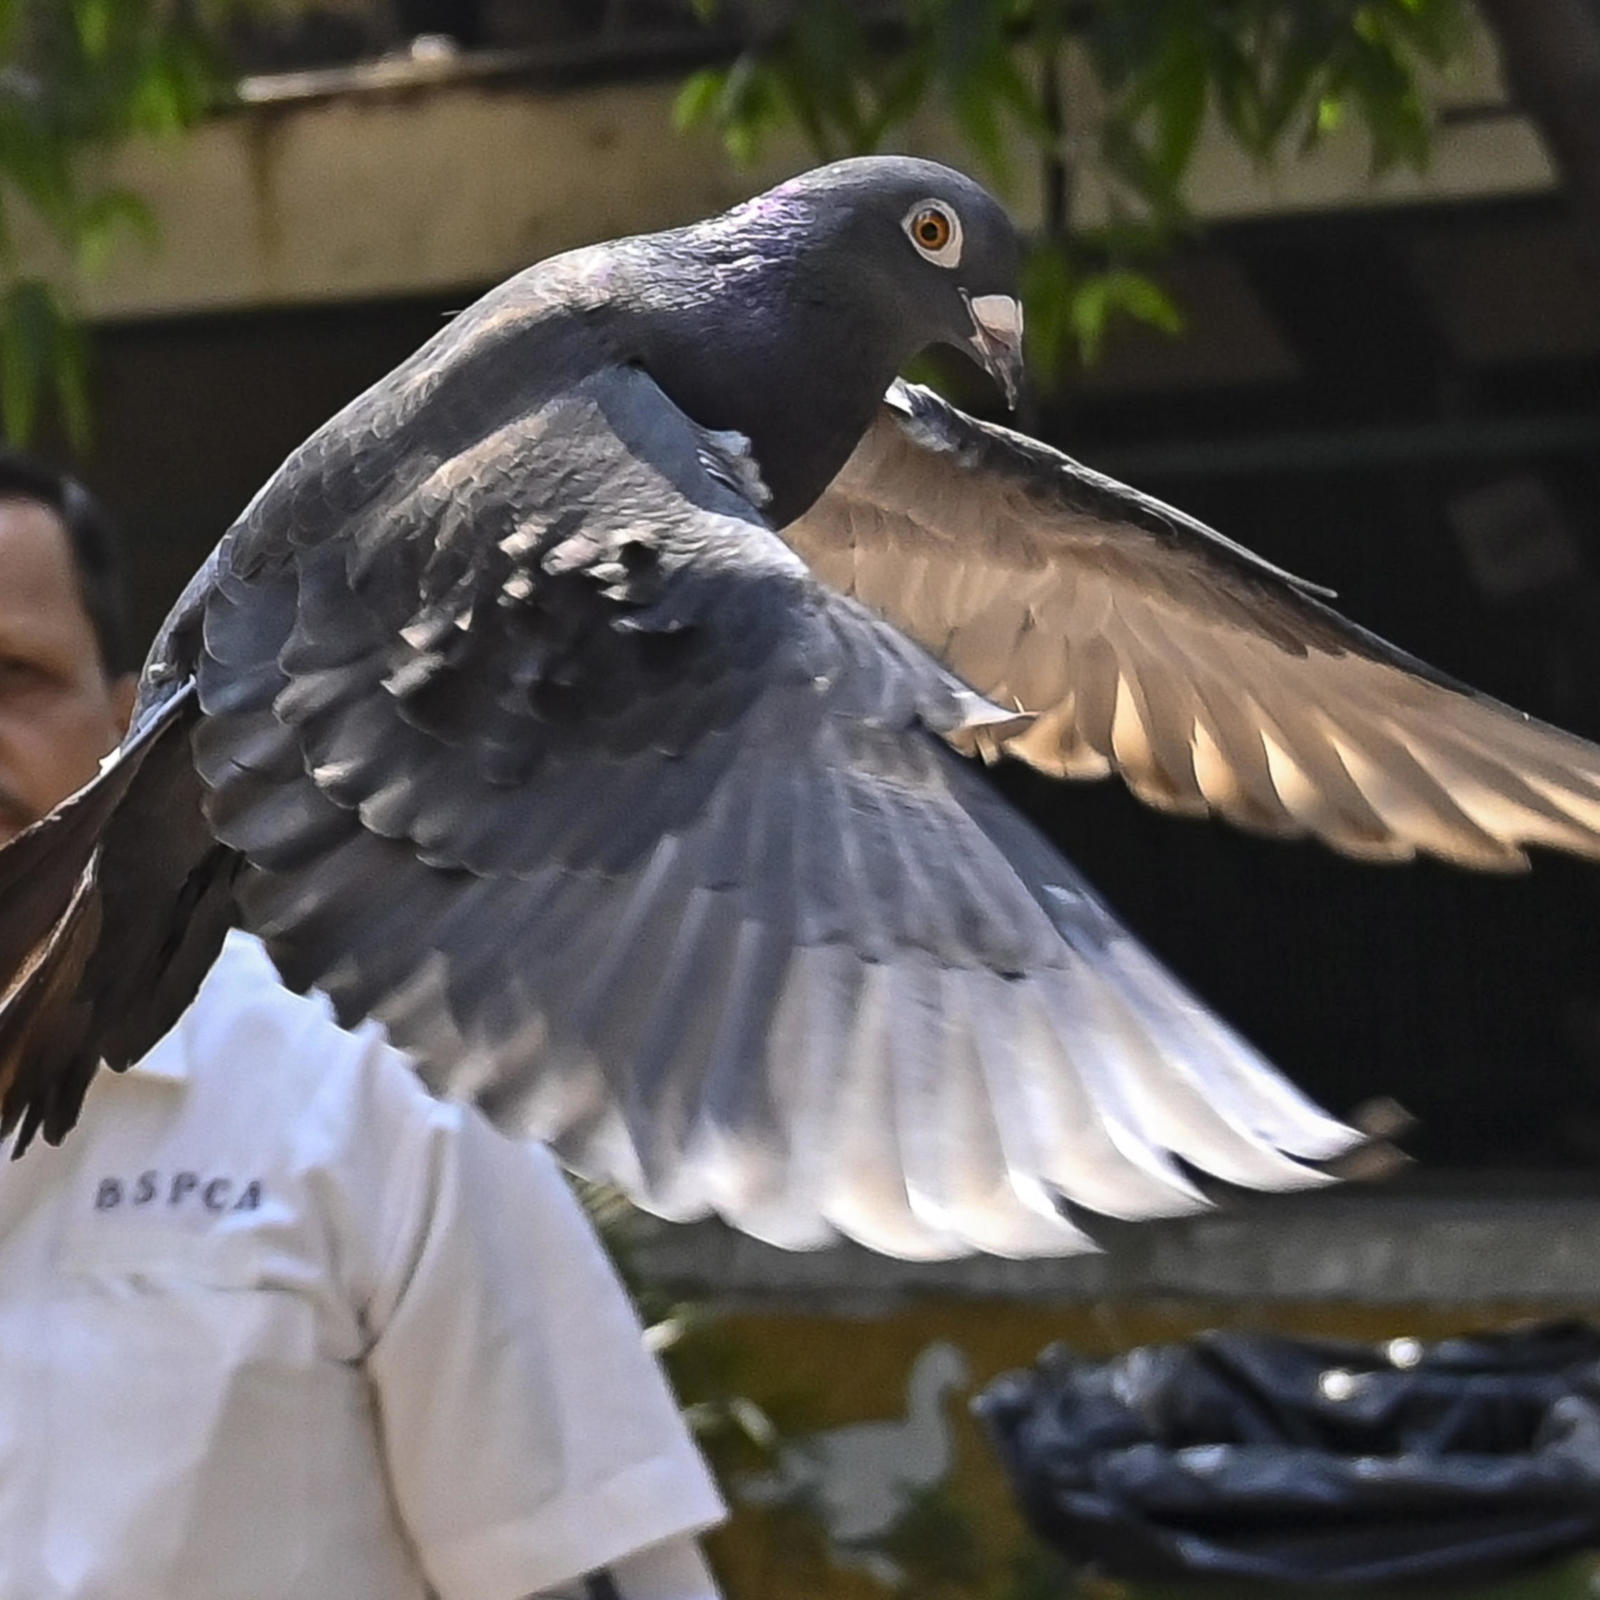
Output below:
[0,690,192,994]
[0,791,107,991]
[0,872,103,1150]
[0,682,236,1152]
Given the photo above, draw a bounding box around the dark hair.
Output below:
[0,451,129,675]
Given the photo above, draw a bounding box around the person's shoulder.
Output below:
[180,929,348,1054]
[171,930,438,1126]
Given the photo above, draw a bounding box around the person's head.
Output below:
[0,453,136,845]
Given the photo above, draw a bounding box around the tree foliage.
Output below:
[0,1,1479,437]
[679,0,1472,379]
[0,0,238,445]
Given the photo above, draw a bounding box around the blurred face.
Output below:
[0,496,135,845]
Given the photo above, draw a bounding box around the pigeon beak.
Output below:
[963,291,1025,410]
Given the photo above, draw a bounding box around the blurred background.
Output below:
[7,2,1600,1595]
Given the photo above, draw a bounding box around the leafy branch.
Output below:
[678,0,1471,380]
[0,0,238,446]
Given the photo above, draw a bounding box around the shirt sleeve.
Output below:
[334,1037,725,1600]
[531,1536,719,1600]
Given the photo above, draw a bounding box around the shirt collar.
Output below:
[116,929,266,1086]
[122,1028,190,1084]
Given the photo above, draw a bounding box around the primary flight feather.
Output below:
[2,156,1595,1258]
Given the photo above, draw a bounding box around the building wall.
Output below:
[15,28,1553,324]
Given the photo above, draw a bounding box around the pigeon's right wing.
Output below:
[787,381,1600,869]
[189,361,1357,1260]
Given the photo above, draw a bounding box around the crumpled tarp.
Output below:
[975,1322,1600,1587]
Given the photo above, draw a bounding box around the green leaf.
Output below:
[1071,266,1182,364]
[1208,29,1264,150]
[0,105,80,235]
[1385,0,1472,64]
[1069,277,1110,366]
[1157,45,1208,183]
[129,64,185,137]
[792,0,872,149]
[49,298,90,452]
[1136,24,1210,190]
[76,188,158,278]
[1020,238,1075,385]
[128,28,219,139]
[935,0,1046,186]
[770,57,839,160]
[952,71,1009,184]
[0,280,49,444]
[673,66,726,133]
[713,54,773,164]
[866,46,932,144]
[1105,265,1184,329]
[71,0,114,62]
[0,278,82,446]
[1338,31,1432,169]
[991,46,1054,145]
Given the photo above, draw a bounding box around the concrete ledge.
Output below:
[634,1181,1600,1311]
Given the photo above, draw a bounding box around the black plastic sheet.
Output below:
[975,1322,1600,1587]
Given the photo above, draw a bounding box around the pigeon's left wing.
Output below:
[788,381,1600,869]
[177,360,1359,1259]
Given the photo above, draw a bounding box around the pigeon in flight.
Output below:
[5,156,1600,1259]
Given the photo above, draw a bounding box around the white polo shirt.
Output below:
[0,932,724,1600]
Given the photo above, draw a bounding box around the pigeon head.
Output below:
[622,156,1025,525]
[762,156,1027,406]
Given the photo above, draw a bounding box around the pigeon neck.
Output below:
[715,303,905,528]
[626,236,913,528]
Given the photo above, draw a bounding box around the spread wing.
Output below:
[185,358,1358,1260]
[787,381,1600,869]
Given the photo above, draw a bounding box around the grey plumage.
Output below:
[3,154,1587,1258]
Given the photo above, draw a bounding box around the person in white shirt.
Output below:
[0,453,725,1600]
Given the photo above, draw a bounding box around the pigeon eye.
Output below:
[903,201,962,267]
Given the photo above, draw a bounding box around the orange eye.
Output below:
[912,207,951,250]
[903,200,962,265]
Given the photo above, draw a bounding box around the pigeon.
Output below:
[5,155,1600,1260]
